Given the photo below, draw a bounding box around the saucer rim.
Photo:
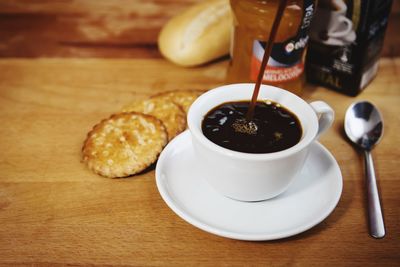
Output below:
[155,130,343,241]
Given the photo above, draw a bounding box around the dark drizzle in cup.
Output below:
[202,0,301,154]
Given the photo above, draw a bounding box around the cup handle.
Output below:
[328,16,353,38]
[310,101,334,139]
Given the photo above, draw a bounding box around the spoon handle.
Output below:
[364,150,385,238]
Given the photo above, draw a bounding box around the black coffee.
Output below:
[202,101,302,153]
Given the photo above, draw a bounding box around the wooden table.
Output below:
[0,58,399,266]
[1,0,400,266]
[0,0,399,58]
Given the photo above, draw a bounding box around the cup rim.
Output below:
[187,83,319,161]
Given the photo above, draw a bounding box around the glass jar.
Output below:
[227,0,316,95]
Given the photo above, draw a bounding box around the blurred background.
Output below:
[0,0,398,59]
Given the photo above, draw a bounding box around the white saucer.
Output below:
[156,131,343,241]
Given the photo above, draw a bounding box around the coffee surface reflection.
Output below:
[202,101,302,153]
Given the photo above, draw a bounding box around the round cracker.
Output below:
[82,112,168,178]
[122,98,186,140]
[151,90,205,113]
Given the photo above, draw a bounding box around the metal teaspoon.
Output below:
[344,101,385,238]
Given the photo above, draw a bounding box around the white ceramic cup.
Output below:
[187,83,334,202]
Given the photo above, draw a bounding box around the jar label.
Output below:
[250,0,315,83]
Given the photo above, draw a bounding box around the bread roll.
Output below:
[158,0,232,67]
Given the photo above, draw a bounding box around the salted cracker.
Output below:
[122,98,186,140]
[82,112,168,178]
[150,90,205,113]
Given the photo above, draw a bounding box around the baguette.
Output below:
[158,0,232,67]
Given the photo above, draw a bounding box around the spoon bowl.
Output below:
[345,101,383,151]
[344,101,385,239]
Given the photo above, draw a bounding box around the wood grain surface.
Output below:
[0,0,399,58]
[0,58,399,266]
